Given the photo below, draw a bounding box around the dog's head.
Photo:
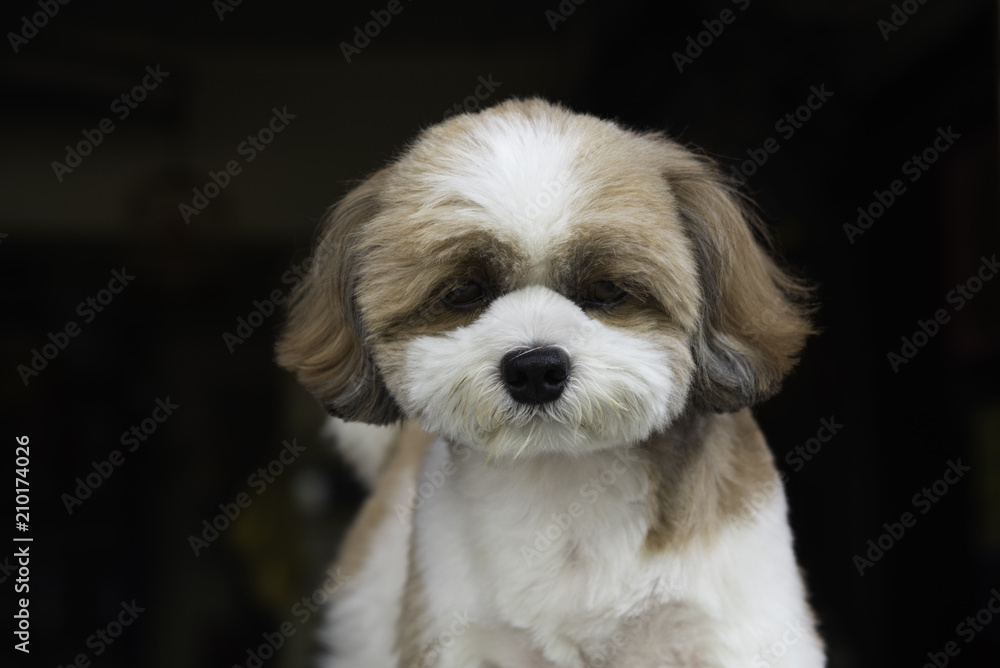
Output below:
[277,99,811,458]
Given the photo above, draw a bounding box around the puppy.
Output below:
[277,98,825,667]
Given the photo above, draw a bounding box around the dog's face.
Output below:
[278,99,811,458]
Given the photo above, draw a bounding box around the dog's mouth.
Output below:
[464,375,647,460]
[406,361,671,460]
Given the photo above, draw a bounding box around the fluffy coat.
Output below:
[277,99,823,667]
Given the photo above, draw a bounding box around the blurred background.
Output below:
[1,0,998,666]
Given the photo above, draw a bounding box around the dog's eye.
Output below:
[580,281,628,308]
[442,280,488,308]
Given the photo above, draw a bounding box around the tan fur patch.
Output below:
[396,553,432,667]
[641,409,776,553]
[652,138,815,410]
[550,222,701,334]
[357,229,526,342]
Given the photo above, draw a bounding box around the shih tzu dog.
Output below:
[277,99,824,667]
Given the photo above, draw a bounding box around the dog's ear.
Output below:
[276,170,402,424]
[658,139,814,412]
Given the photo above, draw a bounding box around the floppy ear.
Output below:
[276,170,402,424]
[658,139,814,412]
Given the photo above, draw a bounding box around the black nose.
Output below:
[500,346,570,405]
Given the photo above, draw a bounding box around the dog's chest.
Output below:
[433,445,668,624]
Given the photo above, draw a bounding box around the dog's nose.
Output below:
[500,346,570,405]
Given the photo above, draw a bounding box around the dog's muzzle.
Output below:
[500,346,570,405]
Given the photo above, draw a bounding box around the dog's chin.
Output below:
[415,404,671,460]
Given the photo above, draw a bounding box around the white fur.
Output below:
[421,118,585,266]
[401,440,824,668]
[322,416,401,486]
[401,286,688,460]
[318,445,415,666]
[320,433,824,667]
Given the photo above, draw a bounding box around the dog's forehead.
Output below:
[400,105,672,263]
[419,118,583,254]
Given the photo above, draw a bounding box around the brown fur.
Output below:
[359,230,525,339]
[396,534,432,667]
[641,408,777,553]
[653,138,814,410]
[275,170,402,424]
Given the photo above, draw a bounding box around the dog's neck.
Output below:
[437,408,776,555]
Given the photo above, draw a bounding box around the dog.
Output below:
[276,98,825,667]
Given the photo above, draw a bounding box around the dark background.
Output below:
[2,0,998,666]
